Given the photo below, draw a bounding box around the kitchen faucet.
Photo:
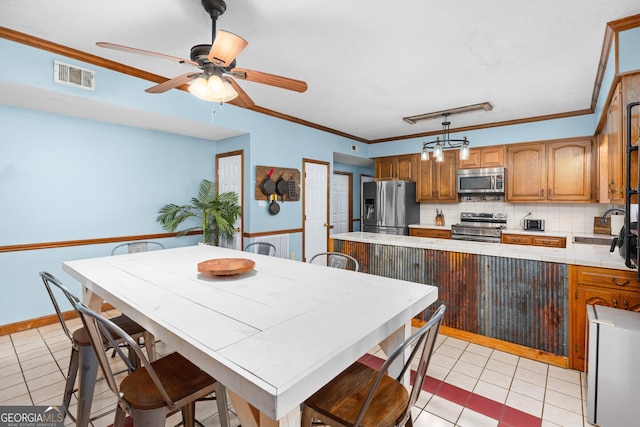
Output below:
[600,207,626,224]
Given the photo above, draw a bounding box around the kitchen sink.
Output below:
[573,236,614,246]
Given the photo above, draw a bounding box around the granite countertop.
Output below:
[332,231,634,271]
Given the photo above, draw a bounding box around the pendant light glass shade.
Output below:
[460,140,470,160]
[434,140,443,160]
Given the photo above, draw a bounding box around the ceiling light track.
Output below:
[403,102,493,124]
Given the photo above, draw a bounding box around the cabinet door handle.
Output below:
[611,278,630,286]
[613,298,618,308]
[548,188,551,198]
[541,189,544,197]
[624,300,629,310]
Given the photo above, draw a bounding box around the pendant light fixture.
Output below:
[420,113,470,162]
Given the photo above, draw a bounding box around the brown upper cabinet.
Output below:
[458,146,505,169]
[375,154,418,182]
[597,72,640,204]
[506,138,594,202]
[416,150,457,202]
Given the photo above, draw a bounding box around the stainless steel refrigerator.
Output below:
[362,181,420,235]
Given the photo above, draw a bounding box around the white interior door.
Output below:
[217,153,243,250]
[304,161,329,262]
[332,173,350,235]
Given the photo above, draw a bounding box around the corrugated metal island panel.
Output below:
[480,256,568,355]
[332,239,568,356]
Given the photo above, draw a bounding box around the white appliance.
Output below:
[586,305,640,426]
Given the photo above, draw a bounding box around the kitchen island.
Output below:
[330,231,637,368]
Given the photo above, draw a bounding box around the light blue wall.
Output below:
[1,106,210,324]
[619,27,640,73]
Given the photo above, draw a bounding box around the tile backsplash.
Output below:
[419,202,625,235]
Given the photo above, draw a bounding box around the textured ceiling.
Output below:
[1,0,639,142]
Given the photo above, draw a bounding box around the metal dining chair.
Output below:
[111,241,165,255]
[244,242,276,256]
[39,271,155,426]
[309,251,360,272]
[302,304,446,427]
[73,301,230,427]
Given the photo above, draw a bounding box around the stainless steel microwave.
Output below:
[456,167,505,194]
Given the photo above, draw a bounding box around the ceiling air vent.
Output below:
[53,60,95,90]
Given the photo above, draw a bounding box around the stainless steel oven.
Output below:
[451,212,507,243]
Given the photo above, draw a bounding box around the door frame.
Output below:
[216,149,244,249]
[332,171,353,232]
[302,158,330,262]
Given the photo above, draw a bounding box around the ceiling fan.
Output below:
[96,0,307,107]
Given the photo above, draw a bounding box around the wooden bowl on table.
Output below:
[197,258,255,276]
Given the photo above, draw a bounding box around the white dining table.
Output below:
[63,245,438,427]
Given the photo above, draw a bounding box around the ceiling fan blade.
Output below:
[145,72,199,94]
[208,30,248,67]
[96,42,199,67]
[226,77,255,108]
[230,68,307,93]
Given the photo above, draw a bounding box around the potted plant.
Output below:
[156,179,241,245]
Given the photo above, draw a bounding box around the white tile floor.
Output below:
[0,313,589,427]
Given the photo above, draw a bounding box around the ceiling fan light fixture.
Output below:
[188,75,211,101]
[219,79,238,102]
[207,74,225,94]
[188,74,238,103]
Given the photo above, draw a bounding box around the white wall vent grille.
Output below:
[53,60,95,90]
[253,234,289,259]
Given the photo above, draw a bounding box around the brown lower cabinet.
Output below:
[501,233,566,248]
[570,265,640,370]
[409,228,451,239]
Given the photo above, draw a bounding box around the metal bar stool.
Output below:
[40,272,156,426]
[244,242,276,256]
[309,251,359,271]
[74,301,230,427]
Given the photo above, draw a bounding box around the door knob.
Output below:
[235,227,241,232]
[324,223,328,227]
